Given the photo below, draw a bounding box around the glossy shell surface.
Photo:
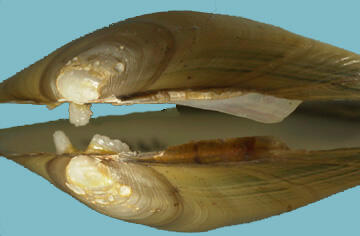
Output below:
[1,9,360,233]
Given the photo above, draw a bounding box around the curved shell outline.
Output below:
[1,11,360,232]
[2,11,360,126]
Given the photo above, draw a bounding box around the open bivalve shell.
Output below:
[1,11,360,232]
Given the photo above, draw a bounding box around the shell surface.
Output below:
[1,9,358,234]
[3,11,360,125]
[2,107,360,231]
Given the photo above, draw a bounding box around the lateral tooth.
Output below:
[86,134,132,154]
[53,130,75,154]
[69,103,93,127]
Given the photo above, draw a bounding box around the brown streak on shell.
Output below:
[149,136,289,163]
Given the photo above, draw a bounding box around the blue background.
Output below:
[1,0,360,235]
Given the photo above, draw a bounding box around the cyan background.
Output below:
[1,0,360,235]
